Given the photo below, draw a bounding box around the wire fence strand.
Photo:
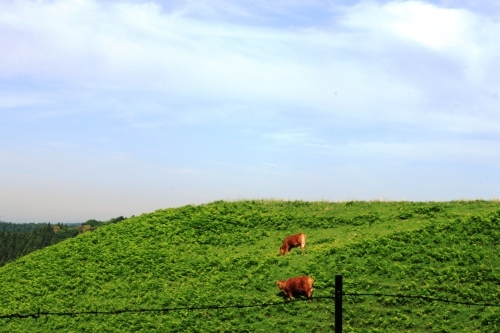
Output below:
[1,293,498,320]
[343,292,500,307]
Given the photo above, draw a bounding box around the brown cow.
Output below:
[279,233,306,256]
[276,276,314,300]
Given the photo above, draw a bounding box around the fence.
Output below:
[1,275,499,332]
[0,297,333,320]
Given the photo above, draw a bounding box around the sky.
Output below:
[1,0,500,222]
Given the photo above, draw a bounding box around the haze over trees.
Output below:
[0,216,126,266]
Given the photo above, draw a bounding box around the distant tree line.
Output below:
[0,216,126,267]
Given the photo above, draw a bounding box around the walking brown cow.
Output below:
[276,276,314,300]
[279,233,306,256]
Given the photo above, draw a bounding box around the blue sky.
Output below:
[1,0,500,222]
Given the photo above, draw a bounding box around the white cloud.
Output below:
[1,0,498,122]
[2,0,500,221]
[342,1,474,49]
[2,0,499,134]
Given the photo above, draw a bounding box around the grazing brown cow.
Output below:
[279,233,306,256]
[276,276,314,300]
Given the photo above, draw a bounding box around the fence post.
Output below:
[335,275,343,333]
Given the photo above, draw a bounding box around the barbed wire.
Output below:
[1,292,498,321]
[344,293,500,307]
[0,297,330,320]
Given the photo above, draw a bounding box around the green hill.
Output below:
[0,200,499,332]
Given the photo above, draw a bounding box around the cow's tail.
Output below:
[308,276,315,297]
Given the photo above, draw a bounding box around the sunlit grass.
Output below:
[0,200,499,332]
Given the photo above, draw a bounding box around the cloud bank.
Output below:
[1,0,499,221]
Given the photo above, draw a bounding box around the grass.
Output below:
[0,200,499,332]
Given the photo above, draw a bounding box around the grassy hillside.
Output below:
[0,200,499,332]
[0,217,125,267]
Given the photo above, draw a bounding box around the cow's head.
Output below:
[279,247,285,256]
[276,280,285,290]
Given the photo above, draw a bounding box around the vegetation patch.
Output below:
[0,200,499,332]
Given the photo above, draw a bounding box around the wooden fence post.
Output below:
[335,275,343,333]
